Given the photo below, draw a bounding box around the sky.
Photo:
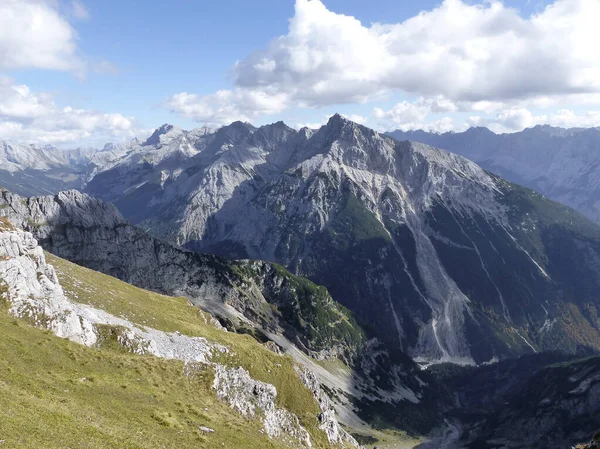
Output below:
[1,0,600,147]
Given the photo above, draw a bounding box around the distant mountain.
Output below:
[82,115,600,369]
[388,125,600,224]
[0,124,218,198]
[0,139,98,196]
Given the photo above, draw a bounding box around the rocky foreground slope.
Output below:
[84,115,600,369]
[0,217,359,448]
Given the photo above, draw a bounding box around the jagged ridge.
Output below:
[82,115,600,368]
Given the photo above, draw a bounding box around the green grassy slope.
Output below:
[0,252,338,448]
[0,312,280,449]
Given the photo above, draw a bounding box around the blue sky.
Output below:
[0,0,598,146]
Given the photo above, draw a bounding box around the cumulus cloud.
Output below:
[377,99,600,133]
[374,96,458,130]
[376,113,459,133]
[164,89,290,126]
[167,0,600,125]
[0,0,84,72]
[0,76,141,144]
[235,0,600,102]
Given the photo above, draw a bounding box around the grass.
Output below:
[267,263,365,353]
[44,252,334,448]
[0,311,286,449]
[0,216,15,231]
[327,190,391,250]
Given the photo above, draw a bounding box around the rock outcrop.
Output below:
[0,224,224,362]
[575,432,600,449]
[295,366,361,448]
[213,365,312,447]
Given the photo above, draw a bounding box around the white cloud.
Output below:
[0,76,141,144]
[168,0,600,126]
[374,96,458,129]
[372,96,467,132]
[377,113,459,133]
[494,108,535,131]
[164,89,290,126]
[541,109,600,128]
[340,113,367,125]
[295,122,325,130]
[0,0,83,72]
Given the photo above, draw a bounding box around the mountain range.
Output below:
[82,114,600,366]
[388,125,600,224]
[1,116,600,447]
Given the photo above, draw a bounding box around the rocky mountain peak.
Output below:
[226,120,256,133]
[318,114,380,145]
[323,113,358,135]
[142,123,182,146]
[290,113,396,175]
[188,126,217,138]
[464,126,496,137]
[207,121,257,151]
[249,121,297,151]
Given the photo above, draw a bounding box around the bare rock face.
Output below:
[578,432,600,449]
[0,124,217,198]
[0,225,98,346]
[0,139,96,197]
[389,125,600,225]
[295,366,362,448]
[0,225,223,361]
[212,365,313,448]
